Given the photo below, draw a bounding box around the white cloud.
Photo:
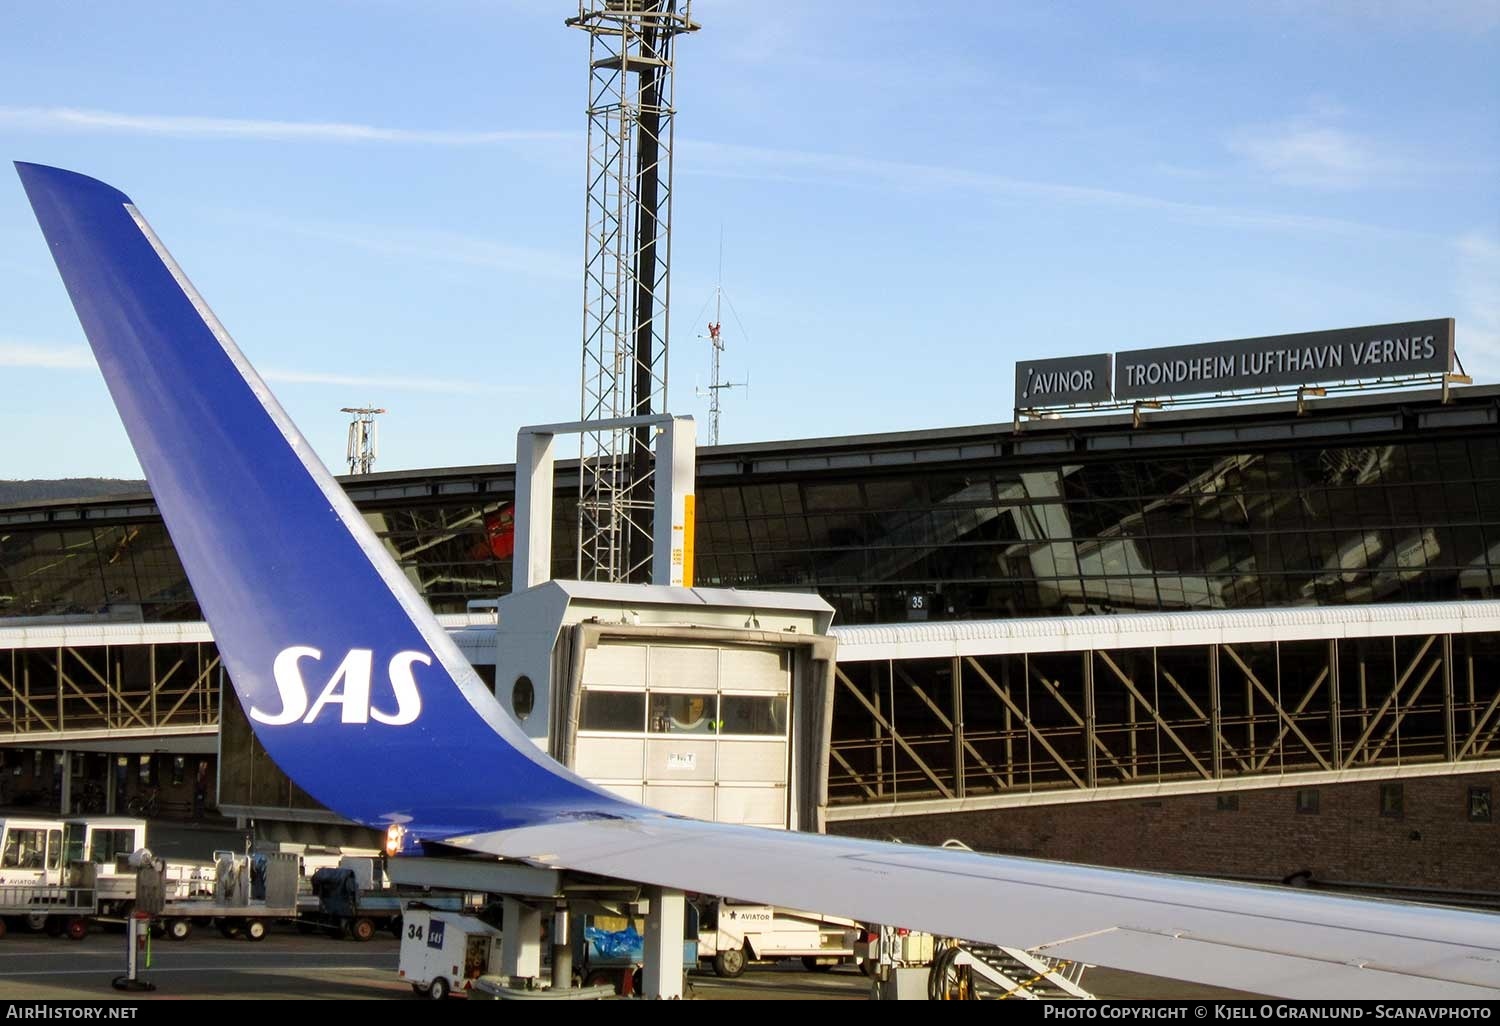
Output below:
[272,220,576,281]
[680,139,1413,239]
[0,340,94,369]
[0,104,1428,246]
[1228,123,1387,189]
[0,106,574,146]
[0,338,524,395]
[259,367,527,395]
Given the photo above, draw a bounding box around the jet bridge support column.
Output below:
[501,897,543,981]
[57,751,71,815]
[514,415,696,589]
[551,904,573,989]
[642,886,685,999]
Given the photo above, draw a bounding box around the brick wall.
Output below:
[829,771,1500,895]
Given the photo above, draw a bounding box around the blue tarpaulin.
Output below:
[584,923,644,964]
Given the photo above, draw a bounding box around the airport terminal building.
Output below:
[2,374,1498,899]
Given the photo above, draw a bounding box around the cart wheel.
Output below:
[26,913,48,933]
[350,917,376,943]
[244,919,267,942]
[218,920,239,938]
[428,976,450,1001]
[66,918,88,941]
[713,945,747,978]
[168,918,193,941]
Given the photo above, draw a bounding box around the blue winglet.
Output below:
[16,163,627,842]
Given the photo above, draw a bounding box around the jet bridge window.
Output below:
[648,692,718,735]
[579,690,647,733]
[719,694,788,737]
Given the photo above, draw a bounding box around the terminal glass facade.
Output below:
[1,396,1498,626]
[695,435,1500,623]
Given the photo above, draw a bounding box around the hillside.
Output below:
[0,478,149,505]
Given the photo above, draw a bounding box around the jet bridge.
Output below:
[493,579,836,831]
[389,416,839,998]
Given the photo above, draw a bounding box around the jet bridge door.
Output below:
[573,642,791,829]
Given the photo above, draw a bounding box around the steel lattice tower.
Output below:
[569,0,698,583]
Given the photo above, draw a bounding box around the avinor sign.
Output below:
[1016,319,1454,406]
[1015,353,1112,405]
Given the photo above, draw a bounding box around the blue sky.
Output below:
[1,1,1496,480]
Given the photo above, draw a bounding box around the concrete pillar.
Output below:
[500,897,542,980]
[642,886,685,999]
[57,751,71,815]
[652,417,696,588]
[513,429,557,591]
[551,904,572,990]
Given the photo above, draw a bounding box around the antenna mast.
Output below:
[569,1,699,582]
[697,233,748,446]
[342,406,386,475]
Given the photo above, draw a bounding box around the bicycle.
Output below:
[126,786,161,818]
[75,784,106,815]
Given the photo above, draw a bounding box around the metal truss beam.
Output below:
[1339,636,1436,769]
[965,657,1086,790]
[1028,663,1132,783]
[1223,645,1332,772]
[1096,650,1212,781]
[894,663,1008,793]
[1251,666,1329,774]
[1160,668,1251,773]
[829,628,1498,811]
[835,665,954,799]
[0,642,221,742]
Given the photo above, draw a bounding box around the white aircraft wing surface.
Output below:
[444,816,1500,999]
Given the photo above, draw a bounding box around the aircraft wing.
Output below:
[442,816,1500,1000]
[17,162,1500,999]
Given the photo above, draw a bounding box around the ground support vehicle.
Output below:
[0,881,95,939]
[147,851,301,942]
[0,816,69,890]
[856,925,1095,1000]
[302,865,469,941]
[398,906,503,1000]
[697,900,861,977]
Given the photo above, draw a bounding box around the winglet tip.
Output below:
[15,162,133,208]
